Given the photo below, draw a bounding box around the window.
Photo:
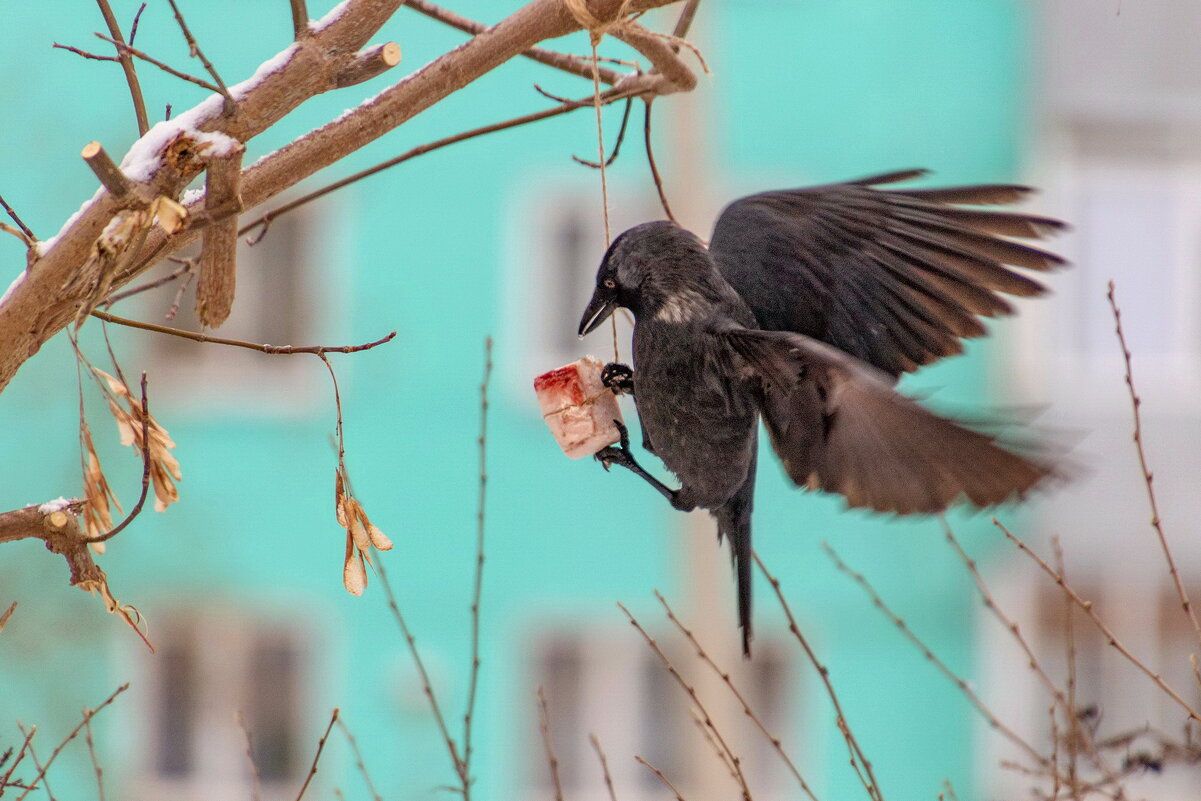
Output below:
[501,183,661,403]
[527,627,796,800]
[130,610,317,801]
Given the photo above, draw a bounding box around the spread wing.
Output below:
[709,169,1066,378]
[722,327,1053,514]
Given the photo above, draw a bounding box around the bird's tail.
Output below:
[714,446,757,657]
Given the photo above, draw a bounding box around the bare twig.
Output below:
[589,734,619,801]
[462,337,493,790]
[654,590,818,800]
[824,542,1047,772]
[572,97,634,168]
[1107,281,1201,677]
[406,0,626,84]
[52,42,121,62]
[690,709,740,784]
[0,601,15,634]
[103,257,195,306]
[0,194,34,241]
[634,756,688,801]
[127,3,147,46]
[335,716,383,801]
[290,0,309,39]
[536,686,565,801]
[15,725,53,801]
[95,0,150,134]
[236,711,264,801]
[671,0,701,38]
[89,309,396,355]
[82,713,105,801]
[995,518,1201,724]
[377,559,468,786]
[93,32,222,94]
[755,551,885,801]
[14,684,129,801]
[0,222,33,249]
[0,726,35,792]
[164,0,236,114]
[617,602,752,799]
[643,99,676,222]
[294,708,338,801]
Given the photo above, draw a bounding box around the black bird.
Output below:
[577,170,1066,656]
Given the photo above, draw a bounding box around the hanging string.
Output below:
[565,0,632,363]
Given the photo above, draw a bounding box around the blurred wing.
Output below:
[709,169,1067,377]
[723,327,1054,514]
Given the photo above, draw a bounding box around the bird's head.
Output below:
[578,221,708,336]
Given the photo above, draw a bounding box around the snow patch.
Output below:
[35,186,107,257]
[309,0,350,33]
[38,497,71,514]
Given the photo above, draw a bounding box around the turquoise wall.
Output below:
[0,1,1031,799]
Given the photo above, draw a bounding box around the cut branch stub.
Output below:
[335,41,402,88]
[82,141,136,200]
[196,141,245,328]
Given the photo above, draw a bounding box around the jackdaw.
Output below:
[577,169,1065,656]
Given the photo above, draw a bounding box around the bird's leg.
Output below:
[601,362,635,395]
[594,420,695,511]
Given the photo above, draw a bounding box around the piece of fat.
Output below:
[534,356,623,459]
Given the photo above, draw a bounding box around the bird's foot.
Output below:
[601,362,634,395]
[594,419,635,471]
[594,420,686,508]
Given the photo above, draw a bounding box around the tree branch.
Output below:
[0,0,686,394]
[94,0,150,135]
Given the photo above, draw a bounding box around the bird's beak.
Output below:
[578,289,618,338]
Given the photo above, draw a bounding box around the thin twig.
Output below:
[84,372,150,544]
[0,194,35,241]
[103,257,195,306]
[589,734,619,801]
[1054,537,1082,794]
[290,0,309,39]
[0,726,35,793]
[690,710,740,784]
[53,42,121,62]
[617,602,752,800]
[93,33,222,93]
[573,97,634,168]
[995,518,1201,724]
[755,551,885,801]
[90,310,396,355]
[462,337,493,792]
[294,708,338,801]
[1107,281,1201,680]
[14,684,129,801]
[654,590,818,800]
[377,558,467,785]
[405,0,626,84]
[15,725,53,801]
[95,0,150,134]
[0,601,15,634]
[82,713,105,801]
[164,0,236,114]
[127,3,147,46]
[634,756,688,801]
[643,100,677,222]
[536,686,565,801]
[236,711,264,801]
[335,716,383,801]
[0,222,33,249]
[823,541,1048,772]
[672,0,702,38]
[239,87,648,243]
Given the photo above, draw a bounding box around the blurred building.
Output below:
[4,2,1194,801]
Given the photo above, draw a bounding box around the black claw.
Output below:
[601,362,635,395]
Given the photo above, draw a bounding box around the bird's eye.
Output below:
[603,278,616,289]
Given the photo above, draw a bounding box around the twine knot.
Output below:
[563,0,633,43]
